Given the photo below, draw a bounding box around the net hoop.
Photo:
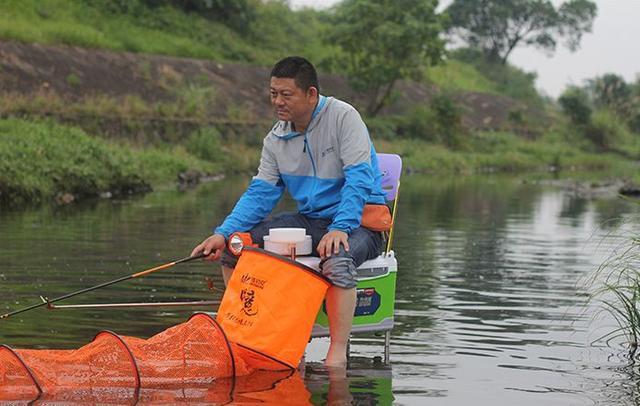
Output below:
[0,344,43,395]
[92,331,141,394]
[188,312,237,394]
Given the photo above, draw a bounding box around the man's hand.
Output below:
[317,230,349,259]
[191,234,226,261]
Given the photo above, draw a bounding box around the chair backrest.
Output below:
[377,153,402,202]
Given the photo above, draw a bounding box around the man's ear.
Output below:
[307,86,318,99]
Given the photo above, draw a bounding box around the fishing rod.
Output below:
[0,252,207,320]
[47,300,221,309]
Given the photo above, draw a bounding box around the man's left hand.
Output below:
[317,230,349,259]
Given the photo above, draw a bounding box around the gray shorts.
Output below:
[220,212,383,289]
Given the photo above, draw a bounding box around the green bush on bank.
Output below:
[185,127,225,163]
[0,118,220,205]
[368,93,466,149]
[587,110,640,156]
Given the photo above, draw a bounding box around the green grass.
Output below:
[425,59,498,94]
[0,118,221,205]
[448,48,544,107]
[373,130,636,175]
[0,88,222,121]
[1,116,636,208]
[0,0,330,65]
[0,1,228,59]
[587,218,640,356]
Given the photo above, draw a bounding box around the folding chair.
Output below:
[309,153,402,364]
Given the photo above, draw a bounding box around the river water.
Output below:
[1,174,638,404]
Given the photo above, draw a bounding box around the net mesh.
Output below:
[0,249,326,403]
[0,313,286,402]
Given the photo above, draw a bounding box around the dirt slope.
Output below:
[0,41,543,132]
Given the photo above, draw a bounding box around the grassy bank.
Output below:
[2,115,637,208]
[0,118,229,206]
[375,133,638,180]
[0,0,330,66]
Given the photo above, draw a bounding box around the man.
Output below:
[191,56,387,367]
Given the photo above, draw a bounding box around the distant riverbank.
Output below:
[2,117,638,208]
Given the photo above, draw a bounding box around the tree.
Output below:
[558,86,592,126]
[588,74,631,111]
[588,74,640,134]
[328,0,445,116]
[166,0,258,32]
[446,0,597,64]
[89,0,258,32]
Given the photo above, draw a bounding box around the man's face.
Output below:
[270,77,317,124]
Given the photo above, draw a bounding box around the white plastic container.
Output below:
[263,228,312,256]
[267,228,307,243]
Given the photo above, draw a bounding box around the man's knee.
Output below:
[320,255,357,289]
[345,228,383,267]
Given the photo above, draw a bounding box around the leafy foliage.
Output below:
[87,0,258,32]
[585,110,626,151]
[328,0,445,116]
[558,86,592,126]
[430,94,466,149]
[588,73,633,114]
[558,74,640,152]
[185,127,225,163]
[446,0,597,64]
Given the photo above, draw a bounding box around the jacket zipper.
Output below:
[303,134,317,210]
[303,134,316,176]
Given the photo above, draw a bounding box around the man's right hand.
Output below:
[191,234,226,261]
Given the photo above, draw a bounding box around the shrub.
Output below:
[364,116,399,140]
[585,110,626,151]
[185,126,224,163]
[430,94,465,148]
[558,86,592,126]
[397,105,438,141]
[0,118,148,205]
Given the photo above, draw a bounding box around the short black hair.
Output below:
[271,56,320,93]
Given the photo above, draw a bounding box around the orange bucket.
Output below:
[216,247,331,369]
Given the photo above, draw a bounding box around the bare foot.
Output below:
[326,364,350,404]
[324,347,347,367]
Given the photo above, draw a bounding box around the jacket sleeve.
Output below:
[328,108,374,234]
[214,138,284,238]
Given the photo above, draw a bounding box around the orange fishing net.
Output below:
[0,248,330,403]
[0,314,241,401]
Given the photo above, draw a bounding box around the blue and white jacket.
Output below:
[214,96,386,238]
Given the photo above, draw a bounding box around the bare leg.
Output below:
[222,266,233,286]
[324,286,356,367]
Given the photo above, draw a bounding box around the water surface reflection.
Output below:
[1,174,638,404]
